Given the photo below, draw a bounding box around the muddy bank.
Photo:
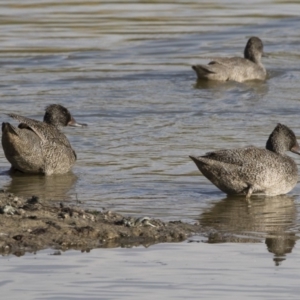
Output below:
[0,191,207,256]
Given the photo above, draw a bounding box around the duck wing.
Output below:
[8,113,72,148]
[208,57,249,67]
[8,113,47,142]
[192,57,250,81]
[202,146,259,166]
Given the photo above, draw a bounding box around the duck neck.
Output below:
[43,117,62,128]
[266,138,286,155]
[244,50,261,65]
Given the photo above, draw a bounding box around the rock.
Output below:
[0,205,16,215]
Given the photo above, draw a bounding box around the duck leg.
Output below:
[245,185,254,199]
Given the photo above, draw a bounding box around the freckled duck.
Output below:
[189,124,300,198]
[2,104,86,175]
[192,36,267,82]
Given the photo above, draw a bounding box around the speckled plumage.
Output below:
[192,37,266,82]
[190,124,300,198]
[2,104,85,175]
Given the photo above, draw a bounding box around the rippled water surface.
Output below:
[2,242,300,300]
[1,0,300,298]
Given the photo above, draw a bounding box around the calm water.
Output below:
[1,0,300,298]
[2,242,300,300]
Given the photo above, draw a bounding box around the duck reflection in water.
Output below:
[199,195,297,266]
[3,172,78,201]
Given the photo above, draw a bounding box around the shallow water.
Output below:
[2,242,300,299]
[1,0,300,221]
[1,0,300,298]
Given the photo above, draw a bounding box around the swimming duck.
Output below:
[189,124,300,198]
[192,36,267,82]
[2,104,86,175]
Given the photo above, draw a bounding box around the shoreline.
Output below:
[0,191,205,256]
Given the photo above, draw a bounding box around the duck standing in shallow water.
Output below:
[192,36,267,82]
[2,104,86,175]
[190,124,300,199]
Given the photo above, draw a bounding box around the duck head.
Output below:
[266,123,300,156]
[43,104,87,128]
[244,36,264,64]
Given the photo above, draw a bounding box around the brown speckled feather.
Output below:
[8,113,72,148]
[192,37,266,82]
[2,105,83,175]
[190,124,300,198]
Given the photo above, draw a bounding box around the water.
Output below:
[1,1,300,220]
[1,0,300,298]
[2,242,300,300]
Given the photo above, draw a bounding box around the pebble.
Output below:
[1,205,16,215]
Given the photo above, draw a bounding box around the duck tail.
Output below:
[189,155,206,168]
[192,65,215,77]
[2,122,18,136]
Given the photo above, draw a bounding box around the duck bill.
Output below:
[68,117,87,127]
[291,144,300,155]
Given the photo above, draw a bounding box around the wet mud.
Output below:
[0,191,206,256]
